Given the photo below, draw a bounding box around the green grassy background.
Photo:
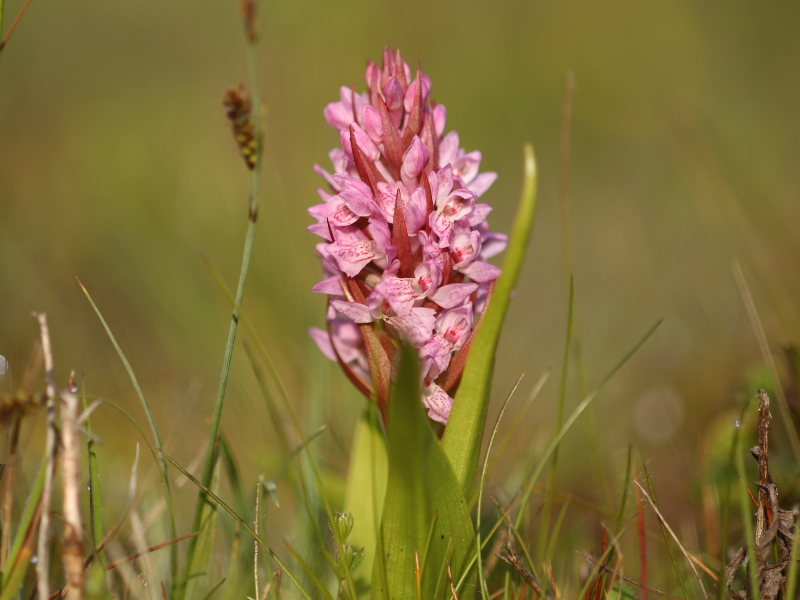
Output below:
[1,0,799,589]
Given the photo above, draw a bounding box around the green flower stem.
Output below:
[183,177,258,592]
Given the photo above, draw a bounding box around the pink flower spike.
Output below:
[403,73,431,112]
[429,282,478,309]
[331,299,374,324]
[452,151,482,184]
[312,276,345,295]
[423,385,453,424]
[459,260,502,283]
[327,239,377,277]
[386,307,436,346]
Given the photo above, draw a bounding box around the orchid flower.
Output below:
[308,47,508,424]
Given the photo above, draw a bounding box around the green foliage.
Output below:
[442,143,538,495]
[373,344,476,600]
[344,403,388,586]
[183,462,221,600]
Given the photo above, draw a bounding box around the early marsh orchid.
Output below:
[308,47,507,424]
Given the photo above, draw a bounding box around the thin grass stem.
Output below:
[477,376,525,600]
[514,319,662,532]
[733,429,759,600]
[158,447,313,600]
[785,514,800,600]
[733,260,800,464]
[536,278,574,565]
[642,468,690,600]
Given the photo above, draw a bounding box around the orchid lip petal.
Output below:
[327,240,377,277]
[422,384,452,424]
[331,299,374,324]
[429,282,478,309]
[386,307,436,346]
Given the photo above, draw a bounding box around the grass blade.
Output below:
[82,377,105,557]
[785,513,800,600]
[732,261,800,464]
[442,144,538,496]
[642,468,689,600]
[476,376,525,600]
[184,461,221,599]
[514,319,662,531]
[732,428,759,600]
[537,277,574,564]
[156,447,314,600]
[2,454,45,589]
[77,280,178,584]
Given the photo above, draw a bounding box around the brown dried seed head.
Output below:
[240,0,258,44]
[223,83,259,170]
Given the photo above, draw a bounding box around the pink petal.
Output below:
[435,304,473,351]
[307,223,332,240]
[467,203,493,227]
[481,232,508,259]
[438,131,460,168]
[327,240,377,277]
[459,260,502,283]
[429,282,478,309]
[420,335,454,376]
[413,260,442,296]
[311,276,344,295]
[405,188,428,235]
[309,327,337,362]
[450,231,482,268]
[433,104,446,138]
[422,385,453,424]
[331,300,374,324]
[452,151,481,184]
[323,101,353,131]
[362,104,383,143]
[403,73,431,112]
[430,212,453,248]
[386,307,436,346]
[327,197,360,227]
[468,172,497,198]
[401,136,429,187]
[375,276,419,316]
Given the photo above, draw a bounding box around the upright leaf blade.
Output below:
[344,403,388,585]
[442,144,538,495]
[372,345,476,600]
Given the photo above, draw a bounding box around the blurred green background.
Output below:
[1,0,799,586]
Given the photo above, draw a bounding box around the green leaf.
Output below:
[372,345,476,600]
[344,403,388,586]
[442,144,538,495]
[183,460,221,600]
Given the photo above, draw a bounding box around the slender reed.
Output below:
[183,11,263,590]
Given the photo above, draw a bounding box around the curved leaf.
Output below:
[442,144,538,495]
[372,345,476,600]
